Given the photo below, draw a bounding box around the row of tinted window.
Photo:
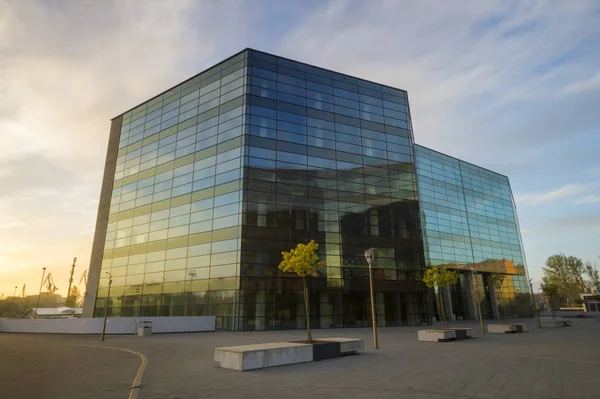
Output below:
[120,76,245,148]
[248,50,407,102]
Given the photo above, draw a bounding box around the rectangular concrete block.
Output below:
[514,323,528,332]
[215,342,313,371]
[321,338,364,354]
[449,328,473,340]
[418,329,456,342]
[541,321,563,328]
[541,320,573,328]
[488,324,525,334]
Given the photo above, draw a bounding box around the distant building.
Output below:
[582,281,598,295]
[23,307,82,319]
[26,293,65,308]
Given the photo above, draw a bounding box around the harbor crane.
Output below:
[79,270,88,295]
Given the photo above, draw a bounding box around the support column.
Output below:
[320,292,329,329]
[489,285,501,320]
[463,275,478,320]
[297,292,305,330]
[255,290,265,330]
[443,287,455,321]
[376,292,386,327]
[83,115,122,318]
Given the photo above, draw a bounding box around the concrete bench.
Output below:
[488,323,527,334]
[541,320,573,328]
[448,328,474,340]
[326,337,365,354]
[418,329,456,342]
[214,338,363,371]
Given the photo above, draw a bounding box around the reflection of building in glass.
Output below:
[83,48,530,329]
[415,145,530,320]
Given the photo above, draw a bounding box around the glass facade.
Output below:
[95,51,247,319]
[415,145,531,320]
[240,51,427,330]
[91,49,428,329]
[87,48,530,328]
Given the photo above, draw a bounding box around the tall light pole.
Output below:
[529,278,541,329]
[470,268,485,335]
[364,248,379,349]
[34,267,47,319]
[101,272,113,342]
[135,288,141,318]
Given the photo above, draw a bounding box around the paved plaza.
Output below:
[1,318,599,399]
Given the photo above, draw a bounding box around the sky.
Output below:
[1,0,599,297]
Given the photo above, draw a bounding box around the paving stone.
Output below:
[1,318,599,398]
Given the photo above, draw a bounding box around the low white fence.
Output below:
[0,316,216,334]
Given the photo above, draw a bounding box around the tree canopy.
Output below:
[542,254,585,303]
[584,261,600,293]
[279,240,324,278]
[488,274,506,292]
[423,266,459,329]
[65,286,82,308]
[422,266,459,290]
[279,240,324,342]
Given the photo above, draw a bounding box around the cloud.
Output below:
[278,0,600,172]
[0,221,28,229]
[541,213,600,229]
[516,182,600,205]
[1,0,599,294]
[563,71,600,94]
[0,0,252,295]
[575,195,600,204]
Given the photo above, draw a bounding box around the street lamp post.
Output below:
[34,267,47,319]
[134,288,142,318]
[364,248,379,349]
[470,268,485,335]
[101,272,113,342]
[529,279,541,329]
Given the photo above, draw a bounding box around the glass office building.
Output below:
[415,145,530,320]
[83,49,529,329]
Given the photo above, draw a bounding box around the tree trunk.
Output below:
[499,289,508,325]
[439,286,448,329]
[303,277,311,342]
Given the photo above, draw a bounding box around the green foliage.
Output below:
[422,266,459,290]
[488,274,505,291]
[541,281,561,299]
[0,300,28,318]
[279,240,324,342]
[423,266,459,329]
[542,254,585,303]
[584,261,600,293]
[541,281,561,321]
[65,286,82,308]
[279,240,324,278]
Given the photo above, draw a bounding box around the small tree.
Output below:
[423,266,459,330]
[542,254,585,303]
[66,286,82,308]
[488,274,508,324]
[541,282,560,321]
[279,240,324,342]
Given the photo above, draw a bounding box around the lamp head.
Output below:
[364,247,376,263]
